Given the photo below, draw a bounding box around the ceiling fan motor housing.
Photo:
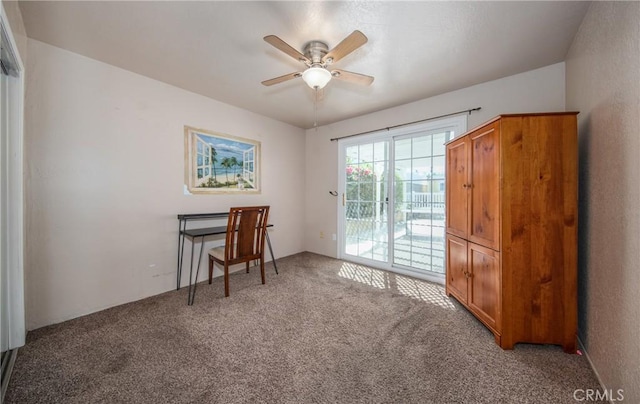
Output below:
[303,41,329,66]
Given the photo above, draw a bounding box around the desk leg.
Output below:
[187,239,195,304]
[177,220,186,290]
[188,236,206,305]
[266,231,278,275]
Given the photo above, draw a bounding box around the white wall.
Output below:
[24,39,306,330]
[566,2,640,402]
[304,63,566,257]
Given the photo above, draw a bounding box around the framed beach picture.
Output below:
[184,126,260,194]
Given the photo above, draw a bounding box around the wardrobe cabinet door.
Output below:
[468,123,500,251]
[445,234,468,304]
[468,242,501,333]
[446,137,469,239]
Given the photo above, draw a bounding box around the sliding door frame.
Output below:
[0,6,25,402]
[337,115,467,284]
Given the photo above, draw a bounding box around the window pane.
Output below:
[412,158,431,181]
[346,164,357,179]
[360,182,374,201]
[374,182,385,203]
[357,164,375,182]
[412,136,431,158]
[346,201,359,219]
[433,132,446,156]
[359,144,374,163]
[373,142,386,162]
[346,182,358,201]
[395,159,411,180]
[432,156,445,179]
[373,161,386,178]
[395,138,411,160]
[346,145,359,164]
[411,180,429,194]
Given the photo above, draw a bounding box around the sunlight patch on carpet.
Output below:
[338,262,456,309]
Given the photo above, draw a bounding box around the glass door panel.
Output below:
[393,131,452,274]
[344,141,389,264]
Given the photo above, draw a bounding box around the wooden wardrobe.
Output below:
[445,112,578,352]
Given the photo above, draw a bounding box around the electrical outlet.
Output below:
[320,231,325,239]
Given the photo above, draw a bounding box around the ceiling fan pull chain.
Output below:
[313,88,319,129]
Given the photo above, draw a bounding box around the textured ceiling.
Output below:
[18,1,590,129]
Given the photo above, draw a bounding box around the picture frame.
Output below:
[184,126,261,194]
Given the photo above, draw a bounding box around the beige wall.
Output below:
[304,63,566,257]
[24,39,306,330]
[566,2,640,402]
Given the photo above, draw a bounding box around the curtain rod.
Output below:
[329,107,482,142]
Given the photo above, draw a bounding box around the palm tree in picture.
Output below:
[235,159,243,185]
[229,157,238,183]
[220,157,232,186]
[209,147,218,185]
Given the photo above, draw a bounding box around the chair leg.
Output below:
[246,261,250,273]
[260,258,265,285]
[208,256,213,284]
[224,263,230,297]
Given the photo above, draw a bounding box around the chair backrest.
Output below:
[224,206,270,262]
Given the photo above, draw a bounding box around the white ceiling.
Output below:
[18,1,590,129]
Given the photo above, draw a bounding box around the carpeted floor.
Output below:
[6,252,603,403]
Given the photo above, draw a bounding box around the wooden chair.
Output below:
[208,206,270,297]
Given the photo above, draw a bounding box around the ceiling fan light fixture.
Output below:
[302,66,332,89]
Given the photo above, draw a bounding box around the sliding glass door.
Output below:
[338,116,466,282]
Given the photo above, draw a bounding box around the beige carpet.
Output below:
[6,252,603,403]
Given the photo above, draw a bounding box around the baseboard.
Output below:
[577,336,617,404]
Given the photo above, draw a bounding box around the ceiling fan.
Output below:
[261,30,374,90]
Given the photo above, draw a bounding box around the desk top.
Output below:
[181,225,227,237]
[177,212,229,221]
[181,224,273,238]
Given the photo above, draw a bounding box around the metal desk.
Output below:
[177,213,278,305]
